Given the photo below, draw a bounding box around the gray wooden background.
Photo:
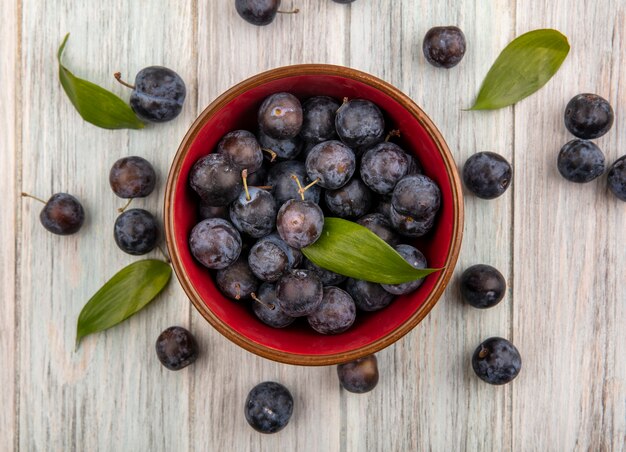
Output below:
[1,1,625,451]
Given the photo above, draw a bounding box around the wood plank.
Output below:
[18,1,196,450]
[513,2,626,450]
[1,0,19,450]
[345,1,516,450]
[189,2,348,451]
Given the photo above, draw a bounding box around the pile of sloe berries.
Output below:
[187,92,442,336]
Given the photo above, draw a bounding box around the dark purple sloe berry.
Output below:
[248,234,301,282]
[300,96,340,143]
[109,156,156,199]
[335,99,385,148]
[258,92,303,139]
[346,278,394,312]
[216,257,259,300]
[155,326,199,371]
[357,213,400,246]
[324,177,373,218]
[460,264,506,309]
[113,209,158,255]
[302,258,347,286]
[276,199,324,249]
[360,142,411,194]
[564,93,614,139]
[276,269,323,317]
[217,130,263,173]
[423,26,466,68]
[337,355,379,393]
[36,193,85,235]
[463,152,512,199]
[381,244,428,295]
[608,155,626,202]
[472,337,522,385]
[307,286,356,334]
[251,282,295,328]
[189,153,243,206]
[123,66,186,123]
[189,218,242,269]
[557,139,605,183]
[245,382,294,433]
[306,140,356,189]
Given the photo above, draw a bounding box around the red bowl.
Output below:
[165,64,463,365]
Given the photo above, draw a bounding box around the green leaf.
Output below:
[469,29,570,110]
[76,259,171,347]
[58,33,144,129]
[302,217,440,284]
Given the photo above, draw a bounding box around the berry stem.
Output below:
[251,292,275,310]
[253,185,273,190]
[478,347,489,359]
[114,72,136,90]
[235,283,241,300]
[261,148,277,162]
[385,129,401,142]
[242,169,251,201]
[290,174,306,201]
[277,8,299,14]
[117,198,133,213]
[157,245,171,264]
[21,192,46,204]
[302,178,320,192]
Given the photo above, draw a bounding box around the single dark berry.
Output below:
[423,26,467,68]
[216,257,259,300]
[248,234,301,282]
[557,139,605,183]
[356,213,400,246]
[346,278,394,312]
[608,155,626,202]
[337,355,379,393]
[307,286,356,334]
[306,140,356,189]
[324,177,373,218]
[251,282,295,328]
[389,205,436,237]
[335,99,385,148]
[245,382,294,433]
[360,142,411,194]
[109,156,156,199]
[217,130,263,173]
[259,131,303,160]
[198,202,229,221]
[113,209,158,255]
[564,93,614,139]
[381,244,428,295]
[302,258,347,286]
[268,161,321,205]
[38,193,85,235]
[155,326,199,371]
[189,218,242,269]
[127,66,186,122]
[463,152,512,199]
[391,174,441,221]
[460,264,506,309]
[276,269,323,317]
[276,199,324,249]
[230,187,277,238]
[236,0,280,26]
[472,337,521,385]
[300,96,341,143]
[258,92,303,139]
[189,153,243,206]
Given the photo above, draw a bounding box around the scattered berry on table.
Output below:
[244,381,294,433]
[337,355,379,393]
[557,139,605,183]
[472,337,521,385]
[564,93,614,139]
[113,208,158,255]
[460,264,506,309]
[423,26,467,68]
[155,326,199,371]
[463,151,512,199]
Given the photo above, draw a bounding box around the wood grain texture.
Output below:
[4,0,626,451]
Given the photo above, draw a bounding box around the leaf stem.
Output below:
[114,72,136,90]
[21,192,47,204]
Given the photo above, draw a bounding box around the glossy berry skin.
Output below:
[360,142,411,194]
[472,337,522,385]
[423,26,466,68]
[608,155,626,201]
[113,209,158,255]
[307,286,356,334]
[356,213,399,246]
[392,174,441,222]
[130,66,186,122]
[463,152,512,199]
[216,257,259,300]
[346,278,394,312]
[375,195,393,219]
[276,269,323,317]
[189,218,242,269]
[229,187,277,238]
[306,140,356,189]
[252,282,295,328]
[248,234,301,282]
[155,326,199,371]
[564,93,614,139]
[198,202,229,221]
[245,382,294,434]
[337,355,379,393]
[189,153,243,206]
[302,258,347,286]
[276,199,324,249]
[389,205,436,237]
[332,0,356,3]
[335,99,385,148]
[39,193,85,235]
[557,139,605,183]
[381,245,428,295]
[300,96,340,143]
[258,92,303,139]
[268,160,321,205]
[324,177,373,218]
[461,264,506,309]
[109,156,156,198]
[259,131,303,160]
[236,0,280,26]
[217,130,263,173]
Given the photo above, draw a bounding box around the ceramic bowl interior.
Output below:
[165,64,463,365]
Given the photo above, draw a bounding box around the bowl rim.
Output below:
[164,63,464,366]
